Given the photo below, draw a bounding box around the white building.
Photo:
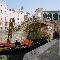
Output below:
[0,3,24,31]
[35,8,60,21]
[35,8,43,19]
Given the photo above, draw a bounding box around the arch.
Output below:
[53,13,58,20]
[24,22,47,40]
[47,13,52,20]
[19,19,59,41]
[20,19,58,33]
[43,13,47,18]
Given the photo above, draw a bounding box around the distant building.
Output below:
[35,8,43,19]
[43,10,60,21]
[24,12,32,21]
[35,8,60,21]
[0,3,24,31]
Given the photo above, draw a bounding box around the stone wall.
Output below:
[59,39,60,56]
[23,39,59,60]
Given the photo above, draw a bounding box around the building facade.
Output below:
[35,8,60,21]
[0,3,24,31]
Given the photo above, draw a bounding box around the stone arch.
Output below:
[19,19,59,41]
[24,21,48,40]
[43,13,47,19]
[53,13,58,20]
[47,13,52,20]
[20,20,58,32]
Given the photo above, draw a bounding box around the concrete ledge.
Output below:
[23,39,59,60]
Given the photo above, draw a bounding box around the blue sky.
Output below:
[0,0,60,13]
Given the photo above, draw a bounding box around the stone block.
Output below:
[23,40,59,60]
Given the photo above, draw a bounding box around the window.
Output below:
[59,15,60,21]
[1,18,2,20]
[7,29,8,30]
[14,23,15,25]
[49,34,51,35]
[5,11,6,13]
[5,22,7,26]
[1,27,2,29]
[9,9,11,11]
[1,10,2,13]
[1,5,2,6]
[5,17,6,20]
[5,7,6,9]
[5,27,7,29]
[18,22,19,23]
[17,18,19,20]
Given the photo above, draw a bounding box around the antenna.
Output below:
[21,6,24,10]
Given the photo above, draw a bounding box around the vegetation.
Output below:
[26,23,47,40]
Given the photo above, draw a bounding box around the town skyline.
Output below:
[0,0,60,13]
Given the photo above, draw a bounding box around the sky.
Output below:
[0,0,60,13]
